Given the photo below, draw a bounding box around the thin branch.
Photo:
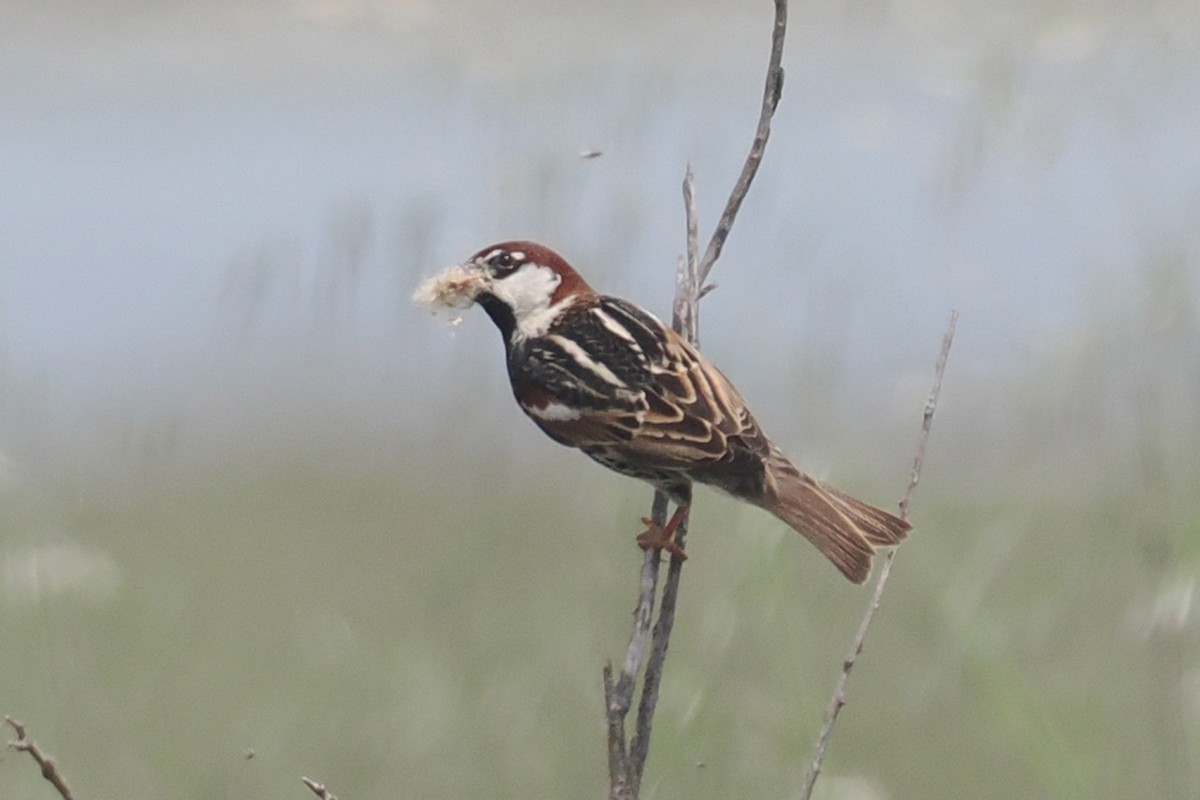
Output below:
[630,513,689,786]
[6,717,77,800]
[900,312,957,519]
[620,493,670,688]
[673,163,701,344]
[605,493,669,799]
[604,4,789,798]
[798,310,958,800]
[603,664,628,792]
[626,161,703,787]
[301,776,339,800]
[697,0,788,287]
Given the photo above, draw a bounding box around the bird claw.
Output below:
[635,508,689,561]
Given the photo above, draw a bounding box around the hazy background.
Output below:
[2,1,1198,798]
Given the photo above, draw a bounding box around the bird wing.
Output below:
[626,318,768,467]
[512,296,770,479]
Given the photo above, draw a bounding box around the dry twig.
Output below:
[301,775,339,800]
[603,2,788,798]
[6,716,77,800]
[798,310,958,799]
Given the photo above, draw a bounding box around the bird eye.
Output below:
[488,251,518,277]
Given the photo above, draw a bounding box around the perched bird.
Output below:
[415,241,910,583]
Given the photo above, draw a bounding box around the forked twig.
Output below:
[6,716,77,800]
[603,3,789,798]
[798,310,958,799]
[625,166,703,785]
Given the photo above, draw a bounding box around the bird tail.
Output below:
[759,451,911,584]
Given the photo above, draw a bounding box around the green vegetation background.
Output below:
[4,252,1196,799]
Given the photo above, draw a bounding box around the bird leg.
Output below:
[636,505,689,561]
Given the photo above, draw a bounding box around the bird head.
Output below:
[417,241,595,342]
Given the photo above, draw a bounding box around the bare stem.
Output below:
[6,717,77,800]
[698,0,788,288]
[605,493,668,798]
[798,310,958,800]
[674,163,702,344]
[604,4,789,798]
[900,312,958,519]
[301,776,340,800]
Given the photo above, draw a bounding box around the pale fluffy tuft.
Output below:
[411,264,487,325]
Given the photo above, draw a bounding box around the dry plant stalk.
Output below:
[301,776,340,800]
[6,716,77,800]
[603,2,788,798]
[798,310,958,799]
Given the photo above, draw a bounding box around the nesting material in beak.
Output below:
[411,263,488,325]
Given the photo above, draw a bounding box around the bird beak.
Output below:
[460,257,487,276]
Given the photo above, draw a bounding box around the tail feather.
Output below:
[761,453,911,584]
[822,484,911,546]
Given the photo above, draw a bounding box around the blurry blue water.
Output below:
[1,3,1197,473]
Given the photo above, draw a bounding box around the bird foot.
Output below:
[636,506,689,561]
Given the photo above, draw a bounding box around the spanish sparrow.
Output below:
[415,241,910,583]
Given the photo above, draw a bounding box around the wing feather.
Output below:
[509,296,770,486]
[590,298,769,470]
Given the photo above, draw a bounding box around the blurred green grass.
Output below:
[3,286,1198,800]
[2,240,1198,799]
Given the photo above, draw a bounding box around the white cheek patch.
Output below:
[492,263,568,339]
[493,263,560,313]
